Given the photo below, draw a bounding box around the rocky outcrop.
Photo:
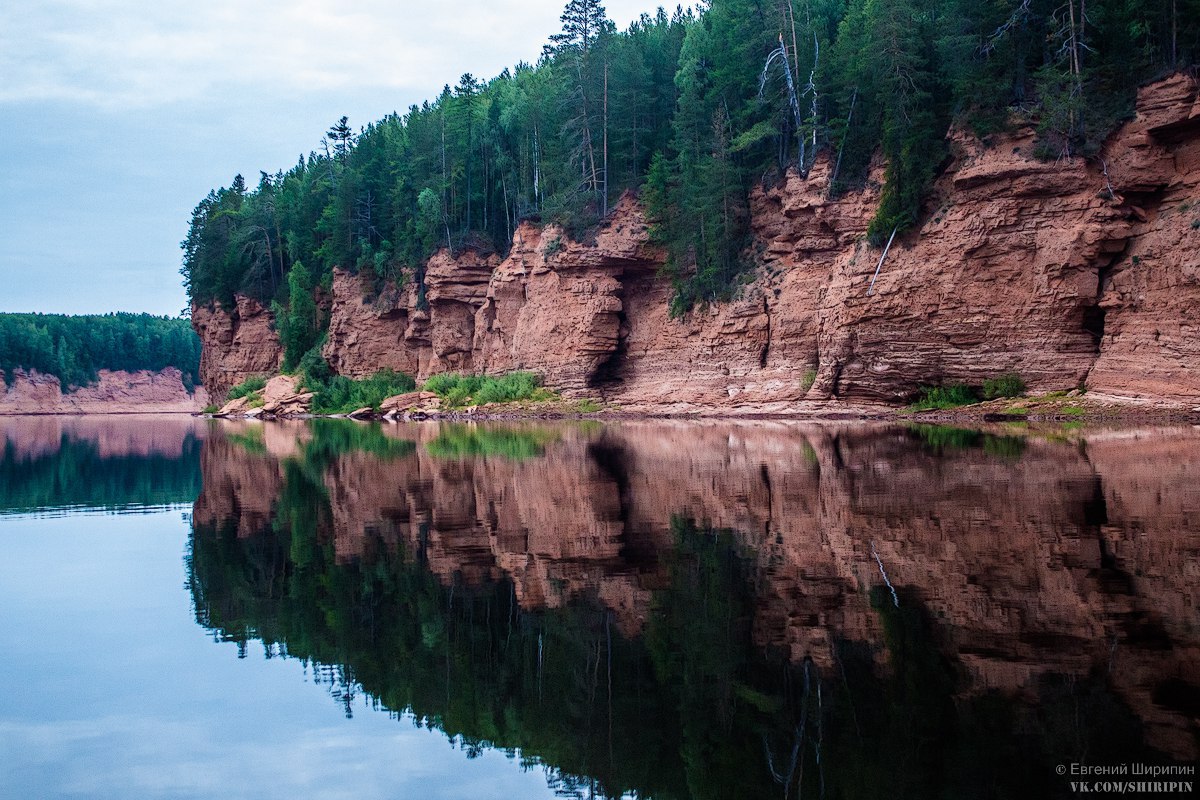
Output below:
[1085,74,1200,402]
[379,390,440,415]
[0,368,207,414]
[193,75,1200,408]
[215,374,312,417]
[191,295,282,402]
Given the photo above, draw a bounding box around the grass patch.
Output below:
[425,424,559,460]
[576,398,602,413]
[800,369,817,393]
[423,371,552,408]
[982,372,1026,399]
[227,375,267,401]
[202,404,219,414]
[908,384,978,411]
[1059,405,1086,417]
[306,369,416,415]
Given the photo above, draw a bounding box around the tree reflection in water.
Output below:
[188,420,1196,799]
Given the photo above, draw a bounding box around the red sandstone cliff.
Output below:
[191,295,283,400]
[193,75,1200,407]
[0,367,207,414]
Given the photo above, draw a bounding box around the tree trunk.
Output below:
[603,59,609,216]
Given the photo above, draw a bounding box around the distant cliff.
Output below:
[0,368,207,415]
[194,75,1200,409]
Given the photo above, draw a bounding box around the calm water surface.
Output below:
[1,415,1197,798]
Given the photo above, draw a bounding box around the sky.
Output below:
[0,0,661,317]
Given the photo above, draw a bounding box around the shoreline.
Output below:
[3,394,1198,425]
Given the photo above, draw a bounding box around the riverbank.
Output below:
[202,390,1200,425]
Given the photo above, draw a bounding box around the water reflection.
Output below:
[0,416,204,515]
[186,419,1200,796]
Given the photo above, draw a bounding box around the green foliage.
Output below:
[425,424,560,460]
[800,369,817,392]
[272,262,321,371]
[422,371,547,407]
[296,340,332,385]
[908,383,978,410]
[305,369,417,415]
[982,372,1027,399]
[181,0,1200,315]
[0,312,200,392]
[227,375,267,401]
[182,5,693,311]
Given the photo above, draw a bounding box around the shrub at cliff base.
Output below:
[908,372,1028,411]
[306,369,417,415]
[227,375,267,401]
[422,371,552,408]
[982,372,1027,400]
[909,384,979,411]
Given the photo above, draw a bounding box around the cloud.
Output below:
[0,0,657,109]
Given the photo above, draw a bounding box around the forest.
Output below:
[0,313,202,392]
[181,0,1199,347]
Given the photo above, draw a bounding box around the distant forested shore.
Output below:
[0,313,201,392]
[181,0,1199,375]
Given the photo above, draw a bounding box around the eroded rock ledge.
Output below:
[194,75,1200,408]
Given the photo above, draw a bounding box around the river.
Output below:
[1,416,1196,798]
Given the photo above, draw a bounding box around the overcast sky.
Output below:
[0,0,661,317]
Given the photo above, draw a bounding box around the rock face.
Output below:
[0,368,207,414]
[191,295,283,402]
[1087,75,1200,401]
[193,75,1200,407]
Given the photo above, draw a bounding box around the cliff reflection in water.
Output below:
[189,419,1200,797]
[0,416,204,515]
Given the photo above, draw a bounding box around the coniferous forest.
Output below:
[0,313,201,392]
[181,0,1199,329]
